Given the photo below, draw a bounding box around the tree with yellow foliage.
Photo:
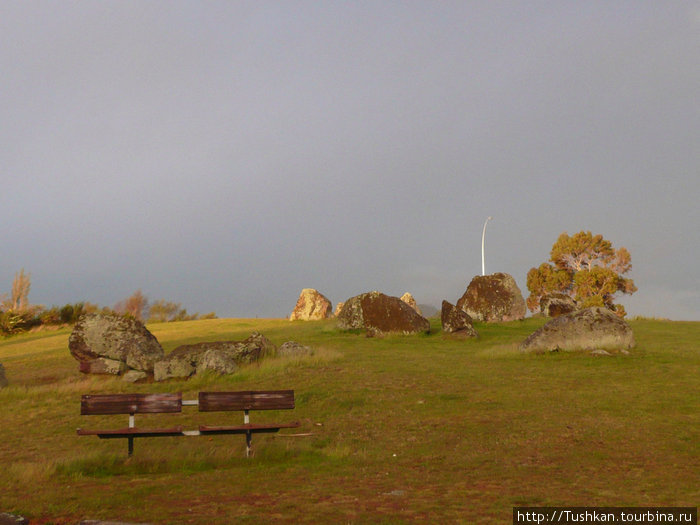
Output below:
[526,231,637,317]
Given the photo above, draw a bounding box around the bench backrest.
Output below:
[198,390,295,412]
[80,393,183,415]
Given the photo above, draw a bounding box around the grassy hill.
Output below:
[0,317,698,524]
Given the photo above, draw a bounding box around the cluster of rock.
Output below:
[66,280,632,377]
[438,273,635,354]
[435,272,528,338]
[290,288,423,322]
[69,313,312,382]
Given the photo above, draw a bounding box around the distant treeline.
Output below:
[1,271,216,336]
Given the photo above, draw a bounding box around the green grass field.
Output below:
[1,317,698,524]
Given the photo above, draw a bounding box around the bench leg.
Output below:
[128,436,134,457]
[246,431,252,458]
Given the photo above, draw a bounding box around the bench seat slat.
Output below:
[198,390,295,412]
[77,425,185,438]
[199,422,300,434]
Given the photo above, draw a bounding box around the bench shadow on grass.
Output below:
[54,444,331,479]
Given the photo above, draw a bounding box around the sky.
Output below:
[1,1,698,320]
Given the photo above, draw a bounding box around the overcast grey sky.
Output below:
[2,1,698,320]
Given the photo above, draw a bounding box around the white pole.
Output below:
[481,216,493,276]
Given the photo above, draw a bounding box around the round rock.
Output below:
[520,307,635,354]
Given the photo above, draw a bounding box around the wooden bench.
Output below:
[77,390,300,457]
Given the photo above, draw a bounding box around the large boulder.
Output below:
[520,307,635,354]
[0,362,8,389]
[69,313,164,373]
[540,293,577,318]
[289,288,333,320]
[154,331,275,381]
[441,300,478,337]
[456,273,526,322]
[400,293,422,316]
[337,291,430,335]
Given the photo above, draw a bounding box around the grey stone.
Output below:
[153,355,196,382]
[277,341,314,357]
[520,307,635,354]
[122,370,148,383]
[440,300,478,337]
[231,331,276,363]
[456,273,526,322]
[69,313,164,372]
[337,291,430,335]
[0,513,29,525]
[197,349,239,375]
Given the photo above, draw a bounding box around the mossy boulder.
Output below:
[337,291,430,335]
[456,273,526,322]
[441,300,478,337]
[69,313,164,373]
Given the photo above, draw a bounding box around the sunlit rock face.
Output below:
[400,293,422,316]
[289,288,333,320]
